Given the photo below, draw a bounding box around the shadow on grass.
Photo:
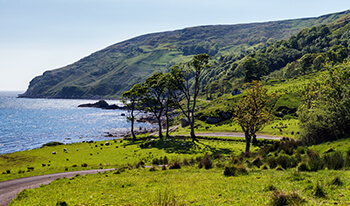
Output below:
[122,136,235,155]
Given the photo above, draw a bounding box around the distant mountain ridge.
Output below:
[20,10,350,99]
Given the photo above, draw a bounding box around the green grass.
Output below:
[10,167,350,205]
[0,138,262,182]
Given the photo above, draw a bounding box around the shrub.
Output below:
[267,156,278,169]
[224,165,248,176]
[329,176,343,186]
[81,163,88,167]
[296,162,310,172]
[169,160,181,169]
[264,184,277,191]
[270,190,303,206]
[149,166,157,172]
[56,201,68,206]
[324,151,344,170]
[275,165,284,171]
[251,156,263,168]
[198,154,213,169]
[6,169,10,174]
[307,150,323,171]
[150,189,178,206]
[136,160,145,168]
[182,158,190,166]
[313,182,326,198]
[260,164,270,170]
[345,150,350,168]
[163,156,169,165]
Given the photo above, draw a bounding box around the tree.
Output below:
[142,72,168,139]
[169,54,212,141]
[298,62,350,144]
[121,84,145,141]
[234,80,278,153]
[243,57,268,82]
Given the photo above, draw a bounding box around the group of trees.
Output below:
[122,54,212,142]
[298,61,350,144]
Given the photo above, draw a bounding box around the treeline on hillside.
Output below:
[203,19,350,95]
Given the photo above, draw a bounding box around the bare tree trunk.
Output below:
[165,107,170,138]
[157,116,163,139]
[245,132,251,153]
[131,110,136,141]
[252,134,257,145]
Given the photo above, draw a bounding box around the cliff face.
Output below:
[19,10,350,99]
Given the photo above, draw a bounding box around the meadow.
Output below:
[3,134,350,205]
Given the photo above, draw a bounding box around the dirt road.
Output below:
[0,168,115,206]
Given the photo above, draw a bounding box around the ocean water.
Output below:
[0,91,154,154]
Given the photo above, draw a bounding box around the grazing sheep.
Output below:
[52,151,56,154]
[105,142,110,146]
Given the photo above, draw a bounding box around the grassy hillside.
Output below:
[19,10,350,99]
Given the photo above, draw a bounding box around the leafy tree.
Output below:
[243,57,268,82]
[234,80,278,152]
[169,54,212,141]
[298,62,350,144]
[121,84,145,141]
[142,72,168,139]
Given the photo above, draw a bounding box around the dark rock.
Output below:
[78,100,127,110]
[206,117,221,124]
[78,100,109,108]
[180,118,190,127]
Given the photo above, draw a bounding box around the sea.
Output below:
[0,91,155,154]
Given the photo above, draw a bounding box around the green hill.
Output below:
[20,10,350,99]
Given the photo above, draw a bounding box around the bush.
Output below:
[251,156,263,168]
[270,190,303,206]
[329,176,343,186]
[313,182,326,198]
[81,163,88,167]
[324,151,344,170]
[149,166,157,172]
[56,201,68,206]
[296,162,309,172]
[198,154,213,169]
[345,150,350,168]
[307,150,323,171]
[224,165,248,176]
[169,160,181,169]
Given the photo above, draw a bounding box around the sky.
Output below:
[0,0,349,91]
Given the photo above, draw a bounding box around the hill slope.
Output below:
[20,10,350,99]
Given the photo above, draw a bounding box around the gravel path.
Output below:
[0,168,116,206]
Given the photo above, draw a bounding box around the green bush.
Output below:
[324,151,344,170]
[198,154,213,169]
[307,150,323,172]
[169,160,181,169]
[329,176,343,186]
[224,164,248,176]
[313,182,326,198]
[296,162,310,172]
[270,190,303,206]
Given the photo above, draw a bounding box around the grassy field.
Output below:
[3,135,350,205]
[0,136,264,182]
[9,165,350,205]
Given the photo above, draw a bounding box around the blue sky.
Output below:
[0,0,349,91]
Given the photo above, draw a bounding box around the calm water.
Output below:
[0,91,154,154]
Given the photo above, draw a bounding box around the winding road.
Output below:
[0,169,115,206]
[0,133,282,206]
